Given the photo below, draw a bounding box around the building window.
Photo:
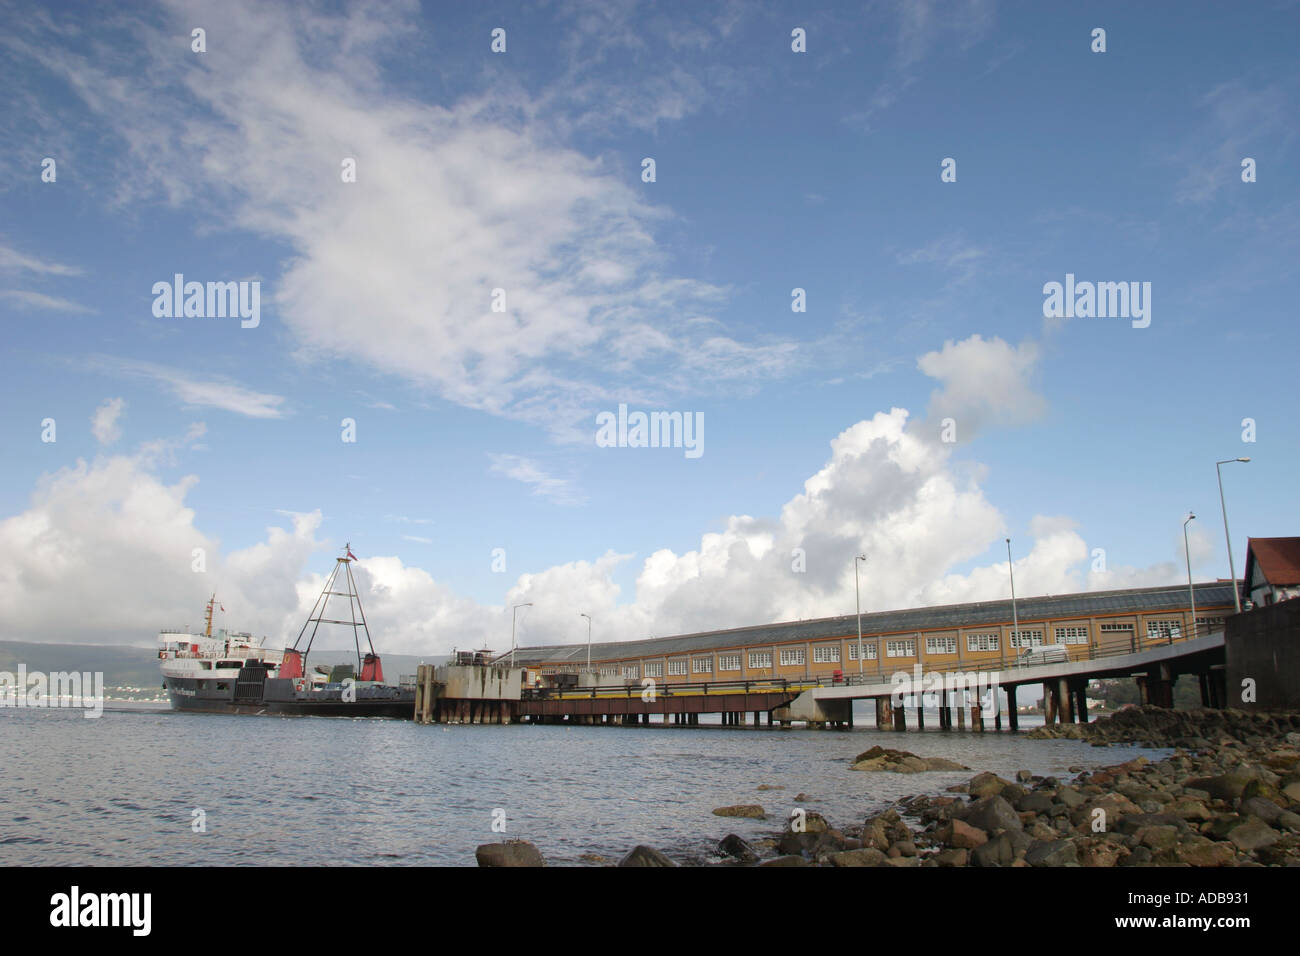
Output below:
[847,642,878,661]
[779,648,805,667]
[1195,617,1224,634]
[599,666,619,677]
[693,657,713,674]
[885,639,915,658]
[748,651,772,669]
[718,654,740,672]
[668,659,688,676]
[1055,626,1089,645]
[1146,620,1181,642]
[1009,630,1044,648]
[966,632,999,652]
[643,662,663,678]
[622,665,639,679]
[812,645,840,663]
[925,636,956,654]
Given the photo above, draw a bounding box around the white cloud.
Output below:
[917,334,1046,435]
[9,1,793,438]
[91,398,125,445]
[0,290,93,313]
[0,396,1192,654]
[0,243,84,277]
[488,454,584,506]
[90,357,286,419]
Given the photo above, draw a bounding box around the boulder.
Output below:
[475,840,545,867]
[1227,819,1280,853]
[713,804,766,818]
[828,848,888,867]
[964,795,1023,834]
[967,772,1013,799]
[1025,839,1079,867]
[718,833,760,863]
[758,854,807,867]
[618,845,678,867]
[937,818,988,849]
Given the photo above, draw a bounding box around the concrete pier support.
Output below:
[956,692,966,730]
[893,704,906,731]
[1058,678,1074,723]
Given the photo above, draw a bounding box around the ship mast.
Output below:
[289,543,376,676]
[204,594,216,638]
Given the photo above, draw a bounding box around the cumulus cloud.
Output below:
[91,398,125,445]
[917,334,1046,436]
[0,365,1184,654]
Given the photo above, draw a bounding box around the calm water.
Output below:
[0,706,1171,866]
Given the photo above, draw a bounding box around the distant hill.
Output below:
[0,640,446,690]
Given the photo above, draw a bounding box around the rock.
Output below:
[1175,841,1236,866]
[794,793,810,802]
[971,832,1015,867]
[1057,788,1086,809]
[932,848,968,867]
[476,840,545,867]
[885,856,920,867]
[1282,782,1300,803]
[963,795,1023,834]
[1135,825,1179,851]
[1168,798,1213,822]
[1025,839,1078,867]
[1241,779,1286,806]
[828,848,888,867]
[1228,819,1280,853]
[618,845,678,867]
[1077,839,1127,867]
[967,772,1013,799]
[1015,769,1033,782]
[756,784,784,791]
[718,834,759,863]
[1240,797,1283,825]
[1186,772,1257,802]
[713,804,765,819]
[938,818,988,849]
[850,746,969,772]
[1017,792,1055,814]
[758,854,807,867]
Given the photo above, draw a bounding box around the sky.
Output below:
[0,0,1296,657]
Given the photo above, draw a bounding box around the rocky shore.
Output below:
[475,707,1300,866]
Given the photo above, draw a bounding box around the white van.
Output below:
[1016,644,1069,666]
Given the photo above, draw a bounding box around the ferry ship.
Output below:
[157,546,414,717]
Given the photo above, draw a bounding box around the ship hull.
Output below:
[163,676,413,718]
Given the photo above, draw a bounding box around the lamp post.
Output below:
[1006,538,1018,665]
[854,554,867,677]
[580,612,592,671]
[1183,513,1196,641]
[1216,457,1249,614]
[510,602,533,667]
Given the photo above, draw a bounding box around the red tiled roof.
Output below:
[1246,537,1300,587]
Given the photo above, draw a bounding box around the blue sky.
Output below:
[1,0,1296,653]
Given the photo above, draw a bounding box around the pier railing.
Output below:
[523,623,1222,697]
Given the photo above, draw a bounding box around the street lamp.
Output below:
[854,554,867,677]
[510,602,533,667]
[1183,512,1196,641]
[1006,538,1018,664]
[1216,457,1249,614]
[580,612,592,671]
